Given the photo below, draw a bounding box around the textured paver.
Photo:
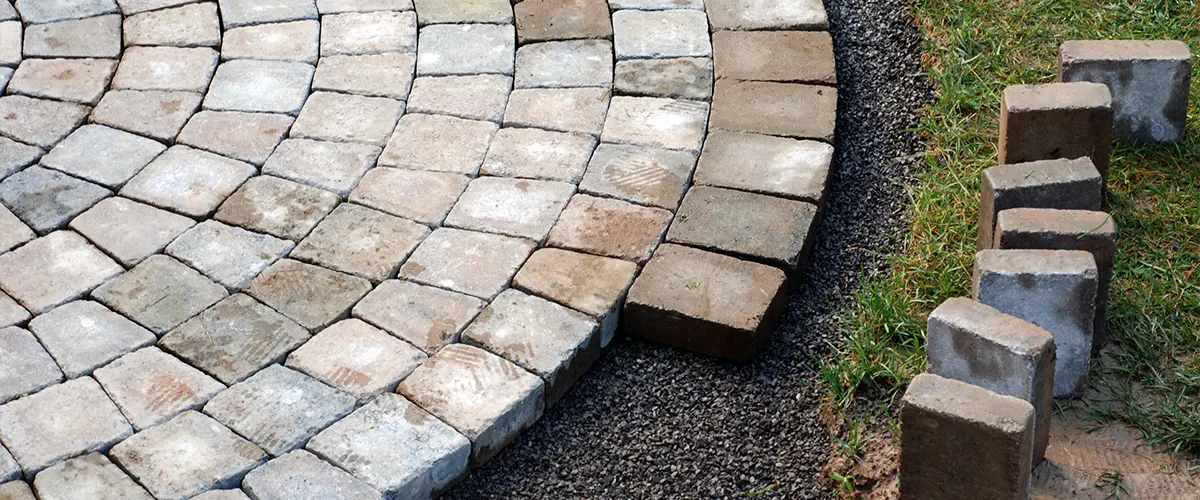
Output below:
[31,453,153,500]
[166,220,295,290]
[177,110,294,166]
[548,194,672,263]
[0,327,62,405]
[379,113,498,175]
[14,0,118,24]
[204,60,314,115]
[292,203,430,282]
[713,30,836,84]
[0,138,41,181]
[321,11,416,56]
[413,0,510,24]
[0,231,121,315]
[215,175,340,241]
[123,3,220,47]
[91,90,203,141]
[711,80,836,142]
[349,168,469,225]
[0,96,88,148]
[515,40,613,89]
[614,57,714,100]
[446,177,575,241]
[286,318,426,402]
[612,10,710,60]
[694,130,833,204]
[69,197,196,267]
[244,259,373,331]
[706,0,828,30]
[0,481,34,500]
[999,82,1113,180]
[0,294,30,328]
[512,248,638,347]
[312,53,415,99]
[242,450,383,500]
[291,92,404,146]
[978,157,1103,250]
[8,58,116,105]
[480,128,597,183]
[219,0,317,28]
[23,15,121,58]
[27,300,156,379]
[406,74,512,123]
[40,125,165,188]
[514,0,611,43]
[417,24,514,76]
[578,143,697,209]
[92,347,225,431]
[503,87,610,136]
[91,255,228,335]
[602,96,709,152]
[262,139,381,196]
[352,280,486,354]
[223,20,320,63]
[120,146,256,218]
[399,228,536,300]
[0,166,111,233]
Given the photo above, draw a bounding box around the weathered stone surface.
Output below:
[120,146,257,218]
[28,301,156,379]
[1060,40,1192,144]
[123,3,220,47]
[713,30,835,85]
[398,343,544,465]
[69,197,195,267]
[406,74,511,123]
[262,139,381,196]
[602,96,709,153]
[0,204,27,253]
[215,175,340,241]
[116,0,195,15]
[480,128,596,183]
[0,232,121,314]
[706,0,828,30]
[8,58,116,105]
[416,24,514,76]
[243,450,383,500]
[92,347,225,431]
[503,87,610,136]
[166,221,294,290]
[110,411,267,500]
[612,10,709,60]
[694,130,833,205]
[312,53,415,100]
[0,22,19,67]
[994,208,1117,351]
[0,138,41,181]
[978,157,1103,250]
[0,294,29,328]
[999,82,1113,180]
[398,228,535,300]
[14,0,118,24]
[222,20,319,64]
[445,176,575,242]
[514,0,610,43]
[91,255,228,335]
[320,11,416,55]
[41,125,166,188]
[352,279,486,354]
[204,364,354,456]
[513,248,637,347]
[625,244,787,362]
[204,60,313,116]
[515,40,613,89]
[710,80,836,142]
[291,92,404,146]
[578,143,696,209]
[0,96,88,148]
[0,327,62,405]
[927,297,1055,464]
[668,186,819,277]
[900,373,1034,500]
[0,445,18,483]
[0,481,33,500]
[316,0,414,13]
[219,0,317,28]
[31,453,153,500]
[244,259,373,331]
[548,194,671,263]
[349,168,469,225]
[0,377,132,479]
[292,204,430,282]
[614,57,713,100]
[177,111,294,166]
[463,289,599,406]
[379,113,498,175]
[286,319,426,402]
[160,295,309,385]
[91,90,203,141]
[413,0,509,24]
[973,249,1098,398]
[23,15,121,58]
[0,166,110,233]
[305,393,470,499]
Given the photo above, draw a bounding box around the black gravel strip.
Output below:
[446,0,932,497]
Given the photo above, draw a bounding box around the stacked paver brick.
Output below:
[900,40,1191,499]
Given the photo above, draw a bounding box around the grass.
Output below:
[822,0,1200,454]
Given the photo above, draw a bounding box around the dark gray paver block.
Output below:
[0,138,42,182]
[0,444,18,484]
[91,255,229,335]
[92,347,226,431]
[999,82,1113,180]
[614,58,713,101]
[978,157,1103,249]
[0,166,111,234]
[28,300,156,379]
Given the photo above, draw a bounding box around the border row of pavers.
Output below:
[899,40,1192,499]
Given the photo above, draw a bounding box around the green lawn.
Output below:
[822,0,1200,454]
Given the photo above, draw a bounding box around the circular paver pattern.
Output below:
[0,0,836,498]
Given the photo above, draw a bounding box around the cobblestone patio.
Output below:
[0,0,835,497]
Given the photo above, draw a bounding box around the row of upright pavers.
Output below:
[901,40,1192,499]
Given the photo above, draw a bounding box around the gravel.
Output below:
[446,0,933,497]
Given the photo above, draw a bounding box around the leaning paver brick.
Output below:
[416,24,514,76]
[291,203,431,282]
[406,74,512,123]
[31,453,153,500]
[480,128,597,183]
[379,113,498,175]
[547,194,672,263]
[203,60,314,116]
[40,125,167,189]
[973,249,1098,398]
[352,280,486,354]
[503,87,610,136]
[112,46,219,92]
[286,318,427,402]
[312,53,416,100]
[413,0,510,24]
[23,15,121,58]
[218,0,318,28]
[624,244,787,362]
[7,58,117,105]
[513,248,638,348]
[166,220,295,291]
[0,326,62,405]
[123,3,220,47]
[399,228,535,301]
[712,30,836,85]
[28,300,156,379]
[262,139,381,196]
[222,20,320,64]
[900,373,1034,500]
[978,157,1103,249]
[614,57,714,100]
[514,0,612,43]
[242,449,383,500]
[705,0,828,30]
[0,166,111,234]
[176,110,294,166]
[515,40,614,89]
[445,176,575,242]
[0,95,88,148]
[693,130,833,205]
[92,346,226,431]
[926,297,1055,464]
[578,143,697,210]
[91,255,228,335]
[349,168,470,226]
[90,90,203,142]
[69,197,196,268]
[999,82,1113,180]
[0,231,122,315]
[320,11,417,56]
[710,80,836,142]
[120,145,257,218]
[612,10,710,60]
[601,96,710,153]
[291,92,404,147]
[244,259,373,331]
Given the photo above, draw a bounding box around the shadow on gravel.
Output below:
[447,0,932,497]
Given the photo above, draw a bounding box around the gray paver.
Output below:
[480,128,597,183]
[378,113,498,175]
[166,220,295,290]
[0,326,62,405]
[0,138,41,181]
[413,0,510,24]
[1,443,18,483]
[0,231,121,315]
[244,259,373,331]
[602,96,709,153]
[693,130,833,205]
[191,490,252,500]
[177,111,294,166]
[40,125,166,188]
[998,82,1113,180]
[31,453,153,500]
[219,0,318,28]
[0,22,19,67]
[0,95,88,148]
[306,393,470,499]
[405,74,512,123]
[223,20,320,64]
[28,301,156,379]
[612,10,710,60]
[609,0,703,8]
[614,57,714,100]
[0,166,111,234]
[503,87,610,136]
[445,176,575,242]
[120,145,257,218]
[317,0,414,13]
[204,60,314,116]
[312,53,416,100]
[548,194,672,263]
[286,318,426,402]
[0,205,30,254]
[262,138,381,196]
[0,481,34,499]
[204,364,355,456]
[320,11,416,55]
[215,175,340,241]
[109,411,267,500]
[159,294,310,385]
[92,346,226,431]
[290,91,404,146]
[349,168,469,225]
[398,343,544,465]
[705,0,828,30]
[577,143,697,210]
[513,248,638,347]
[69,197,196,268]
[14,0,117,24]
[0,293,30,328]
[23,15,121,58]
[116,0,196,15]
[0,377,132,479]
[112,46,219,92]
[515,40,613,89]
[243,450,383,500]
[292,203,430,282]
[398,227,535,300]
[416,24,515,76]
[514,0,612,43]
[123,3,220,47]
[711,80,837,142]
[351,279,486,354]
[7,58,116,105]
[91,255,229,335]
[978,157,1103,250]
[91,90,203,142]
